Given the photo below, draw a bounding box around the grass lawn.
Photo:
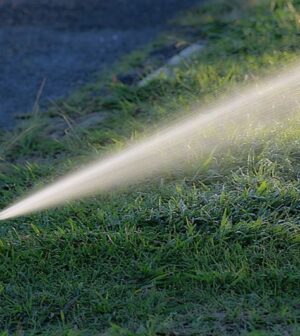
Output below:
[0,0,300,335]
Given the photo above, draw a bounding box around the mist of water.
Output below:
[1,63,300,220]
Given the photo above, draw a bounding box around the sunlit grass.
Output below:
[0,0,300,335]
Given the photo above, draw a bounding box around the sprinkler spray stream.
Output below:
[1,63,300,220]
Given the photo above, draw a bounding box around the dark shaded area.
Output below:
[0,0,201,128]
[0,0,199,29]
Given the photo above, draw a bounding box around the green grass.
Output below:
[0,0,300,335]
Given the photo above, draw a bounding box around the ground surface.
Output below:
[0,1,299,335]
[0,0,200,128]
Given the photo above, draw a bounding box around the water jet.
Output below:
[1,63,300,220]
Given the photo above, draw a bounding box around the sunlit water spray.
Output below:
[1,63,300,220]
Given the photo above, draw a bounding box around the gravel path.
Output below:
[0,0,201,128]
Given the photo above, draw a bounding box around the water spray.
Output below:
[1,63,300,220]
